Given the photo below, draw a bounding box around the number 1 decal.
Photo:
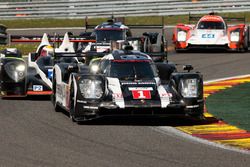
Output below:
[132,90,151,99]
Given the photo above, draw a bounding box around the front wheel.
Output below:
[52,74,61,112]
[69,83,76,122]
[188,104,205,121]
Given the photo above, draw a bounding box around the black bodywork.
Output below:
[0,49,27,96]
[53,51,204,122]
[0,49,53,97]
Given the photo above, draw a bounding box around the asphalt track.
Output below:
[0,28,250,166]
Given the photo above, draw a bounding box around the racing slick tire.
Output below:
[243,28,249,52]
[51,73,61,112]
[189,108,205,121]
[69,82,76,122]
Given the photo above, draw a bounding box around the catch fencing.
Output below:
[0,0,250,19]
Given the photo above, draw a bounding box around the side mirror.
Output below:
[183,65,193,72]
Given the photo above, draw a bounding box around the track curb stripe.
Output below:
[177,75,250,151]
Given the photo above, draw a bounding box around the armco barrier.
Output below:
[0,0,250,19]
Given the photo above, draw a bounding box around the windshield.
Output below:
[109,61,158,80]
[94,29,125,42]
[197,21,225,30]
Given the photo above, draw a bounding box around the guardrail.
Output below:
[0,0,250,19]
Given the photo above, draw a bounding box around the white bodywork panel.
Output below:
[28,53,52,89]
[107,77,125,108]
[157,85,171,108]
[36,33,50,53]
[155,77,171,108]
[187,29,229,45]
[82,42,111,53]
[54,64,75,110]
[54,64,67,107]
[55,33,75,53]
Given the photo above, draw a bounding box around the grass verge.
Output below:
[206,82,250,131]
[0,43,38,55]
[1,12,250,28]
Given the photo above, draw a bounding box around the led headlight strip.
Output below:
[177,30,187,42]
[79,78,103,99]
[230,29,240,42]
[180,78,198,98]
[4,61,26,82]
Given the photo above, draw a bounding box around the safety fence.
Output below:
[0,0,250,19]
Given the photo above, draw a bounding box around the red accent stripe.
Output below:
[204,90,217,94]
[27,91,52,95]
[11,39,96,43]
[193,132,250,140]
[112,60,150,63]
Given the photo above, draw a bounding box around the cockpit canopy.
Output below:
[197,21,225,30]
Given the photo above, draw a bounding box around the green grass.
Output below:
[206,82,250,131]
[0,43,38,55]
[1,12,250,28]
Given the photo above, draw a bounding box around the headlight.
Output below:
[230,31,240,42]
[16,64,26,71]
[79,79,103,99]
[180,78,198,98]
[4,61,26,82]
[90,65,99,74]
[177,31,187,42]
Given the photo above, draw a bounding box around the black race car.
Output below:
[80,18,167,61]
[0,34,54,97]
[0,48,27,96]
[52,46,204,123]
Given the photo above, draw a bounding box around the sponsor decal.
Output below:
[48,69,53,79]
[202,34,215,38]
[56,85,64,99]
[121,82,155,85]
[112,93,123,99]
[33,85,43,91]
[128,87,153,99]
[160,92,172,97]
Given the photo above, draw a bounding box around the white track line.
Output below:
[204,74,250,84]
[152,126,250,155]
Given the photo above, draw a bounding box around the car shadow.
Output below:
[2,96,219,127]
[1,95,51,101]
[75,115,219,127]
[175,49,248,54]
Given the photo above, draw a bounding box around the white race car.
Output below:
[173,13,249,52]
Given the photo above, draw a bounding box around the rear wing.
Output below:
[53,51,106,65]
[111,37,167,62]
[84,16,167,32]
[10,35,96,43]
